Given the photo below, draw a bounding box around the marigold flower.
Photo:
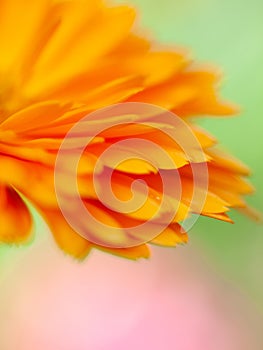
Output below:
[0,0,257,259]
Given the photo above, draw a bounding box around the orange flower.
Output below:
[0,0,257,259]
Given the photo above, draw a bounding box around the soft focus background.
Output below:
[0,0,262,349]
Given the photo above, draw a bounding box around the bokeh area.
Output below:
[0,0,262,349]
[129,0,263,309]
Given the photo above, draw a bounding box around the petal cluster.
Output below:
[0,0,255,259]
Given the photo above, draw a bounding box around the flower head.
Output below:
[0,0,257,259]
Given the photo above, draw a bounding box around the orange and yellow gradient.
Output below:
[0,0,263,349]
[0,0,258,260]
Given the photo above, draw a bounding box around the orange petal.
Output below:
[41,208,92,260]
[42,207,150,260]
[95,244,150,260]
[207,147,251,176]
[131,50,188,87]
[128,78,196,110]
[1,101,71,133]
[237,206,263,223]
[173,69,238,117]
[0,156,57,207]
[0,185,32,243]
[190,124,217,149]
[151,223,188,247]
[202,212,234,223]
[208,164,254,195]
[25,5,136,100]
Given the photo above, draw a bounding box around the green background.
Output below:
[128,0,263,309]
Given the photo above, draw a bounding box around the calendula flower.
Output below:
[0,0,256,259]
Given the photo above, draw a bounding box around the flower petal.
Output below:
[0,185,32,243]
[151,223,188,247]
[41,208,92,260]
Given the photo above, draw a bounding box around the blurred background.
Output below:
[0,0,262,349]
